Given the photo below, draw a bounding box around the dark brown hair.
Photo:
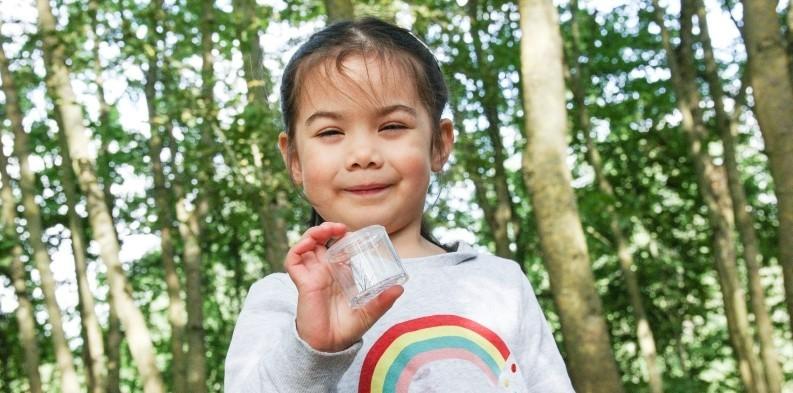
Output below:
[279,17,451,251]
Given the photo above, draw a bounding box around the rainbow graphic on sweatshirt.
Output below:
[358,315,526,393]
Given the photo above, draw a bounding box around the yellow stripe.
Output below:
[370,325,505,391]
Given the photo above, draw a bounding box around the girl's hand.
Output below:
[284,222,404,352]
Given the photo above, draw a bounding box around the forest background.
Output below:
[1,0,793,392]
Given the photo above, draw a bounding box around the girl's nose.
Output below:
[345,133,383,170]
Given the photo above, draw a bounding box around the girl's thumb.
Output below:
[358,285,404,327]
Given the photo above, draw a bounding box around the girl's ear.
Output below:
[278,132,303,185]
[431,119,455,172]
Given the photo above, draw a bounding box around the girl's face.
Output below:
[279,55,453,234]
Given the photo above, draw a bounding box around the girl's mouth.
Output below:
[344,184,391,196]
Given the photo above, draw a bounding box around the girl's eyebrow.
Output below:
[304,104,417,127]
[376,104,417,118]
[304,110,342,126]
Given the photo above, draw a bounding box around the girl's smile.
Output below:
[343,183,392,196]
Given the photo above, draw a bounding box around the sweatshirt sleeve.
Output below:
[517,275,576,392]
[224,273,362,393]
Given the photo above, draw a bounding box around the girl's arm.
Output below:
[224,273,362,393]
[518,276,577,392]
[225,222,402,392]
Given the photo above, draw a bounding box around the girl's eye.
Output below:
[381,123,407,131]
[317,129,343,137]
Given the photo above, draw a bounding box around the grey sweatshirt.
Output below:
[225,242,575,393]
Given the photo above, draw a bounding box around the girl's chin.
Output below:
[326,215,390,231]
[339,220,385,232]
[337,217,419,235]
[322,208,421,232]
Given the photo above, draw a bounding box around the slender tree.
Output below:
[84,4,125,389]
[653,1,766,391]
[444,74,513,263]
[105,291,122,393]
[175,66,210,393]
[0,27,81,393]
[694,1,783,391]
[177,2,217,391]
[100,5,128,391]
[457,132,510,257]
[433,15,521,264]
[465,0,519,259]
[565,2,664,392]
[0,137,43,393]
[34,0,166,391]
[786,1,793,78]
[233,0,291,272]
[140,1,188,390]
[517,0,624,391]
[54,109,108,393]
[87,0,121,232]
[54,5,113,382]
[740,0,793,336]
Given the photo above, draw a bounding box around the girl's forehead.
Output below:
[296,55,424,119]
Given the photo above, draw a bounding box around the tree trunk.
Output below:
[323,0,354,23]
[469,165,504,253]
[740,0,793,337]
[566,2,664,392]
[517,1,625,392]
[141,1,188,391]
[0,29,81,393]
[694,1,784,391]
[250,145,291,272]
[653,1,766,392]
[179,3,216,392]
[86,9,126,389]
[105,290,122,393]
[786,1,793,79]
[91,5,124,392]
[229,230,245,309]
[88,0,120,231]
[466,0,518,259]
[0,138,43,393]
[233,0,291,272]
[54,110,108,393]
[35,1,166,391]
[446,87,511,264]
[178,200,208,393]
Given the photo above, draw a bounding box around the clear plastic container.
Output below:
[324,225,408,308]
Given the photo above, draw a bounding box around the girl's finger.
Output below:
[284,236,317,271]
[293,223,346,258]
[304,222,347,245]
[356,285,404,327]
[290,236,318,256]
[284,222,347,270]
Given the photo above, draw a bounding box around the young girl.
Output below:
[225,17,574,393]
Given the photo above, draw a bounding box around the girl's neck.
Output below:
[388,218,446,259]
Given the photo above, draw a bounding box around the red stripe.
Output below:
[358,315,510,393]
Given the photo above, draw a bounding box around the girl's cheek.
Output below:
[301,156,331,185]
[393,147,433,182]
